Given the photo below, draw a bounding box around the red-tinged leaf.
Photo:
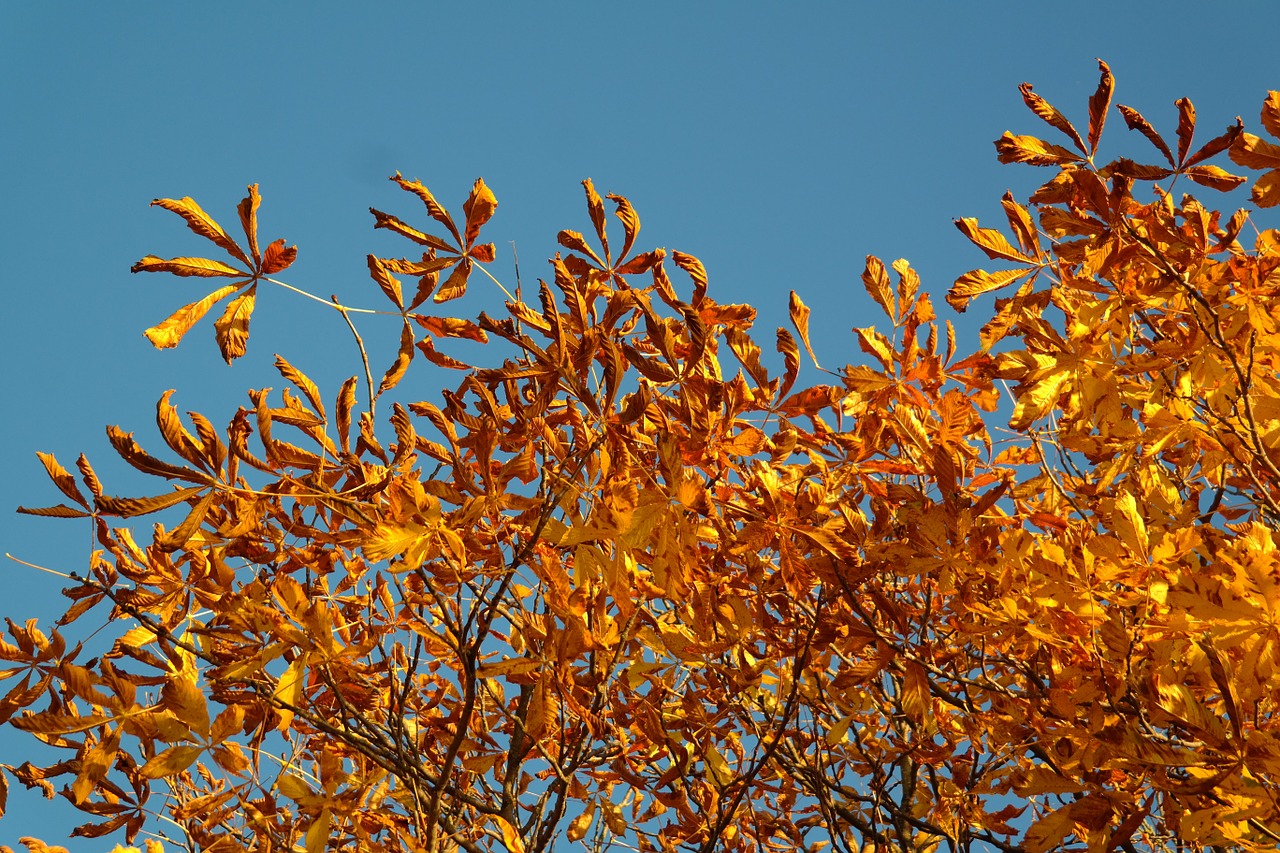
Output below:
[369,208,458,254]
[1087,59,1113,154]
[776,328,800,403]
[151,196,250,266]
[582,178,609,264]
[213,284,256,364]
[557,230,605,268]
[96,486,206,518]
[994,132,1084,166]
[34,452,90,510]
[861,255,894,318]
[789,290,820,369]
[15,504,91,519]
[1117,105,1175,166]
[154,490,216,552]
[143,283,244,350]
[259,238,297,274]
[377,322,415,398]
[462,177,498,249]
[434,257,472,303]
[237,183,261,266]
[367,255,403,309]
[1175,97,1196,164]
[467,243,496,263]
[672,251,708,306]
[1184,118,1243,168]
[1019,83,1086,153]
[1230,132,1280,170]
[390,173,462,246]
[131,255,246,277]
[947,268,1034,312]
[416,337,471,370]
[1183,164,1247,192]
[139,744,204,780]
[608,193,640,262]
[954,217,1032,263]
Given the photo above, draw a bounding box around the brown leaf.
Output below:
[367,255,404,310]
[434,258,472,303]
[608,193,640,262]
[96,486,206,518]
[390,173,463,247]
[34,452,90,510]
[259,238,297,274]
[1117,105,1175,166]
[1175,97,1196,164]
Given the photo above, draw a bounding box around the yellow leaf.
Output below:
[162,674,210,739]
[954,217,1032,263]
[1009,370,1070,431]
[567,802,597,842]
[139,744,204,779]
[131,255,246,277]
[496,816,526,853]
[151,196,251,265]
[274,653,309,732]
[143,284,244,349]
[305,809,331,853]
[994,132,1085,166]
[947,268,1034,312]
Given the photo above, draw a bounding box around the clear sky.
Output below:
[2,2,1278,847]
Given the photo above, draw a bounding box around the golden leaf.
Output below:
[131,256,246,277]
[143,284,244,350]
[150,196,250,266]
[213,284,256,364]
[139,744,204,779]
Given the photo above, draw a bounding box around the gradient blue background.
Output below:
[2,2,1277,848]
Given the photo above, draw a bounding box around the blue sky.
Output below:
[2,2,1278,847]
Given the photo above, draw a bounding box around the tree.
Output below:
[6,60,1280,853]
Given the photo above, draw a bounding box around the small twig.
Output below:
[332,295,376,419]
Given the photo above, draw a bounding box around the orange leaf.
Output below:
[1086,59,1113,154]
[789,291,820,369]
[236,183,261,266]
[213,284,256,363]
[1118,104,1175,166]
[462,177,498,249]
[1018,83,1086,153]
[96,486,205,518]
[954,218,1032,263]
[994,132,1085,166]
[151,196,250,266]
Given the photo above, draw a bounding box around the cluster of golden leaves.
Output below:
[9,61,1280,853]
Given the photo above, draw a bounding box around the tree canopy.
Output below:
[7,61,1280,853]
